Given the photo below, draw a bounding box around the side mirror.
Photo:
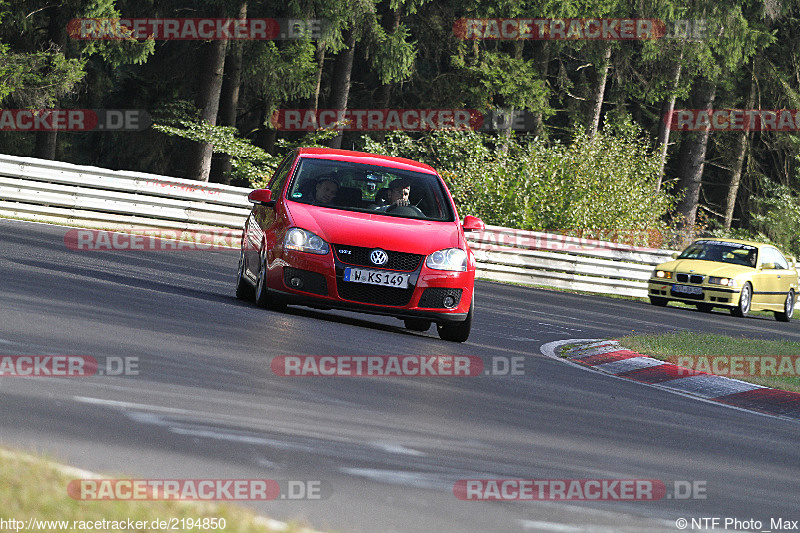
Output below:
[760,262,776,270]
[462,215,485,232]
[671,252,679,259]
[248,189,275,207]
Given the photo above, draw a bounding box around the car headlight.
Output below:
[653,270,673,280]
[284,228,329,255]
[426,248,467,271]
[708,276,738,287]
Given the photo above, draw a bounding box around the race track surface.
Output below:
[1,219,798,532]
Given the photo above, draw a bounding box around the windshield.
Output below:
[286,157,456,221]
[677,240,758,267]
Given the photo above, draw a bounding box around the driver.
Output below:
[374,179,410,211]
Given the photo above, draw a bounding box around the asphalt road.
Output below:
[1,219,798,532]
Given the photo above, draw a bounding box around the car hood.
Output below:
[286,202,464,255]
[657,259,754,277]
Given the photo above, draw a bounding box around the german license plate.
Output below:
[344,267,409,289]
[672,284,703,295]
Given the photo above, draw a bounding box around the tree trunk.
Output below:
[497,40,525,153]
[376,8,402,109]
[327,28,356,149]
[655,55,682,192]
[211,3,246,184]
[301,44,326,111]
[724,58,758,229]
[674,77,716,237]
[34,129,58,160]
[587,44,612,139]
[34,10,68,160]
[188,39,228,181]
[531,41,550,138]
[255,107,277,154]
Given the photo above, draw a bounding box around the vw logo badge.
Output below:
[370,249,388,265]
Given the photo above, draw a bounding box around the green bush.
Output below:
[718,178,800,258]
[364,120,675,246]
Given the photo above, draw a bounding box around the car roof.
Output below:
[295,147,438,175]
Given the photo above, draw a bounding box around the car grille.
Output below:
[418,288,463,309]
[333,244,422,272]
[676,273,704,284]
[336,280,414,306]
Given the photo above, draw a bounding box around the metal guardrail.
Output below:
[0,154,675,298]
[0,154,251,231]
[466,226,677,298]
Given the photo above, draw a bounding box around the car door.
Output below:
[756,247,788,308]
[748,247,773,308]
[766,247,795,306]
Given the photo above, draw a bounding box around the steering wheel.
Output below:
[386,204,424,216]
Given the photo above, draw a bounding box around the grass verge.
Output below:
[0,447,315,533]
[618,331,800,392]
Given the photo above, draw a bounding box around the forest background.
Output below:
[2,0,800,255]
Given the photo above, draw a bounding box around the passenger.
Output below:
[307,175,339,205]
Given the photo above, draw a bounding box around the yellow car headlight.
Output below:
[709,276,737,287]
[653,270,672,279]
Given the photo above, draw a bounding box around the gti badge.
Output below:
[370,249,388,266]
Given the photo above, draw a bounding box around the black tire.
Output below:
[235,247,253,300]
[254,252,285,311]
[775,289,795,322]
[404,318,432,332]
[696,302,713,313]
[649,296,668,307]
[437,297,473,342]
[731,282,752,318]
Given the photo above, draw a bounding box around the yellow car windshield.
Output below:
[678,240,757,267]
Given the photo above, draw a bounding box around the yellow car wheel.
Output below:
[731,282,752,318]
[775,290,795,322]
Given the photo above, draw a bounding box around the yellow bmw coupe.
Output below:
[648,238,798,321]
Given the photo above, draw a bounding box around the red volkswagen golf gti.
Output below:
[235,147,485,342]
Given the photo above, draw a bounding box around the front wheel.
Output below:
[437,297,473,342]
[255,252,285,311]
[775,289,795,322]
[235,247,253,300]
[731,282,752,318]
